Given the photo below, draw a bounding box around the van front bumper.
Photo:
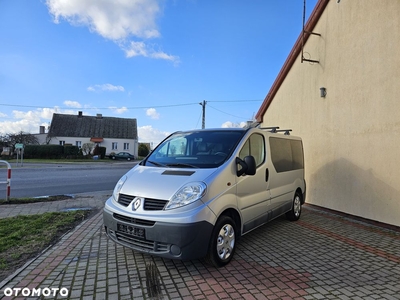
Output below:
[103,205,214,260]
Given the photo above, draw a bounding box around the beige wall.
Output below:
[261,0,400,226]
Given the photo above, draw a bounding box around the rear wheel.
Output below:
[206,215,237,267]
[286,192,302,221]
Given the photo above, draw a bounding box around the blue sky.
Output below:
[0,0,317,146]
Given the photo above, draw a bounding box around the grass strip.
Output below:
[0,195,73,205]
[0,210,92,281]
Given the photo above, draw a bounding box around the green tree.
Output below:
[138,143,150,157]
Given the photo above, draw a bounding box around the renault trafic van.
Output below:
[103,125,306,267]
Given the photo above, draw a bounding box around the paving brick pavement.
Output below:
[1,193,399,299]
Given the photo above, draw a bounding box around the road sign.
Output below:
[15,143,24,149]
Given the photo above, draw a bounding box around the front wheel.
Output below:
[286,192,302,221]
[206,215,237,268]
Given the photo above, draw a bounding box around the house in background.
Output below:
[34,126,48,145]
[47,111,138,157]
[255,0,400,226]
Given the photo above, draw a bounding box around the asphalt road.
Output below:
[0,161,137,199]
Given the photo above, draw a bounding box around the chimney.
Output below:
[39,126,45,134]
[96,113,102,119]
[78,111,83,117]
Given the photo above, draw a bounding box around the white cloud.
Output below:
[221,121,248,128]
[0,107,78,135]
[138,125,170,147]
[146,108,160,120]
[123,41,180,64]
[109,106,128,114]
[0,119,40,135]
[87,84,125,92]
[64,100,82,108]
[46,0,160,40]
[123,41,147,57]
[46,0,179,63]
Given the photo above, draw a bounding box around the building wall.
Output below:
[261,0,400,226]
[33,133,47,145]
[50,136,138,158]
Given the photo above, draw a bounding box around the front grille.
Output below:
[118,194,134,207]
[113,213,155,226]
[118,194,168,211]
[115,231,169,253]
[144,199,168,210]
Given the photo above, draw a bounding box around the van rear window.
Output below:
[269,137,304,173]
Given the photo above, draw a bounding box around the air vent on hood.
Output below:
[162,170,195,176]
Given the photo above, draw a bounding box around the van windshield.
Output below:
[145,130,246,168]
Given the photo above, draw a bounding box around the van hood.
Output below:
[119,165,217,200]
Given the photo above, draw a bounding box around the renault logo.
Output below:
[132,197,142,211]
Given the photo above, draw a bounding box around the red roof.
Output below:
[90,137,104,143]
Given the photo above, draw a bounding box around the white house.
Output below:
[47,111,138,157]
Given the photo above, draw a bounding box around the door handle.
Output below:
[265,168,269,182]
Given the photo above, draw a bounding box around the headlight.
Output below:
[166,182,207,210]
[112,175,127,202]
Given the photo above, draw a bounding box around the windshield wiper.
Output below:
[147,160,169,167]
[166,163,197,168]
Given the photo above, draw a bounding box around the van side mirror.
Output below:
[236,156,256,176]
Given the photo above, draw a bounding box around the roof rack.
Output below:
[259,126,292,135]
[276,129,292,135]
[260,126,280,133]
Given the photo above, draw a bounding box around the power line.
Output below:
[0,99,263,110]
[0,102,200,110]
[208,100,262,103]
[0,100,263,125]
[207,104,249,120]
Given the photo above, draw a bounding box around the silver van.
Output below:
[103,125,306,267]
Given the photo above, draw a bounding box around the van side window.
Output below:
[269,137,304,173]
[239,134,265,167]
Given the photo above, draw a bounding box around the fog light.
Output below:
[170,245,181,256]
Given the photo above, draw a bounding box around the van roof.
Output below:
[174,126,296,136]
[173,128,247,134]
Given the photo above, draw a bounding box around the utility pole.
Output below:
[199,100,207,129]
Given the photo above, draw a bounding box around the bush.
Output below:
[93,145,100,156]
[138,143,150,157]
[99,147,106,159]
[64,145,79,158]
[24,145,64,159]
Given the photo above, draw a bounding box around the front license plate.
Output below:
[117,223,145,238]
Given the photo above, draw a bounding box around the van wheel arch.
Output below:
[296,188,304,204]
[220,209,241,237]
[206,209,241,267]
[286,190,303,221]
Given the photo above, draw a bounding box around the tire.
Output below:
[112,156,116,160]
[286,191,302,221]
[127,157,131,161]
[206,215,237,267]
